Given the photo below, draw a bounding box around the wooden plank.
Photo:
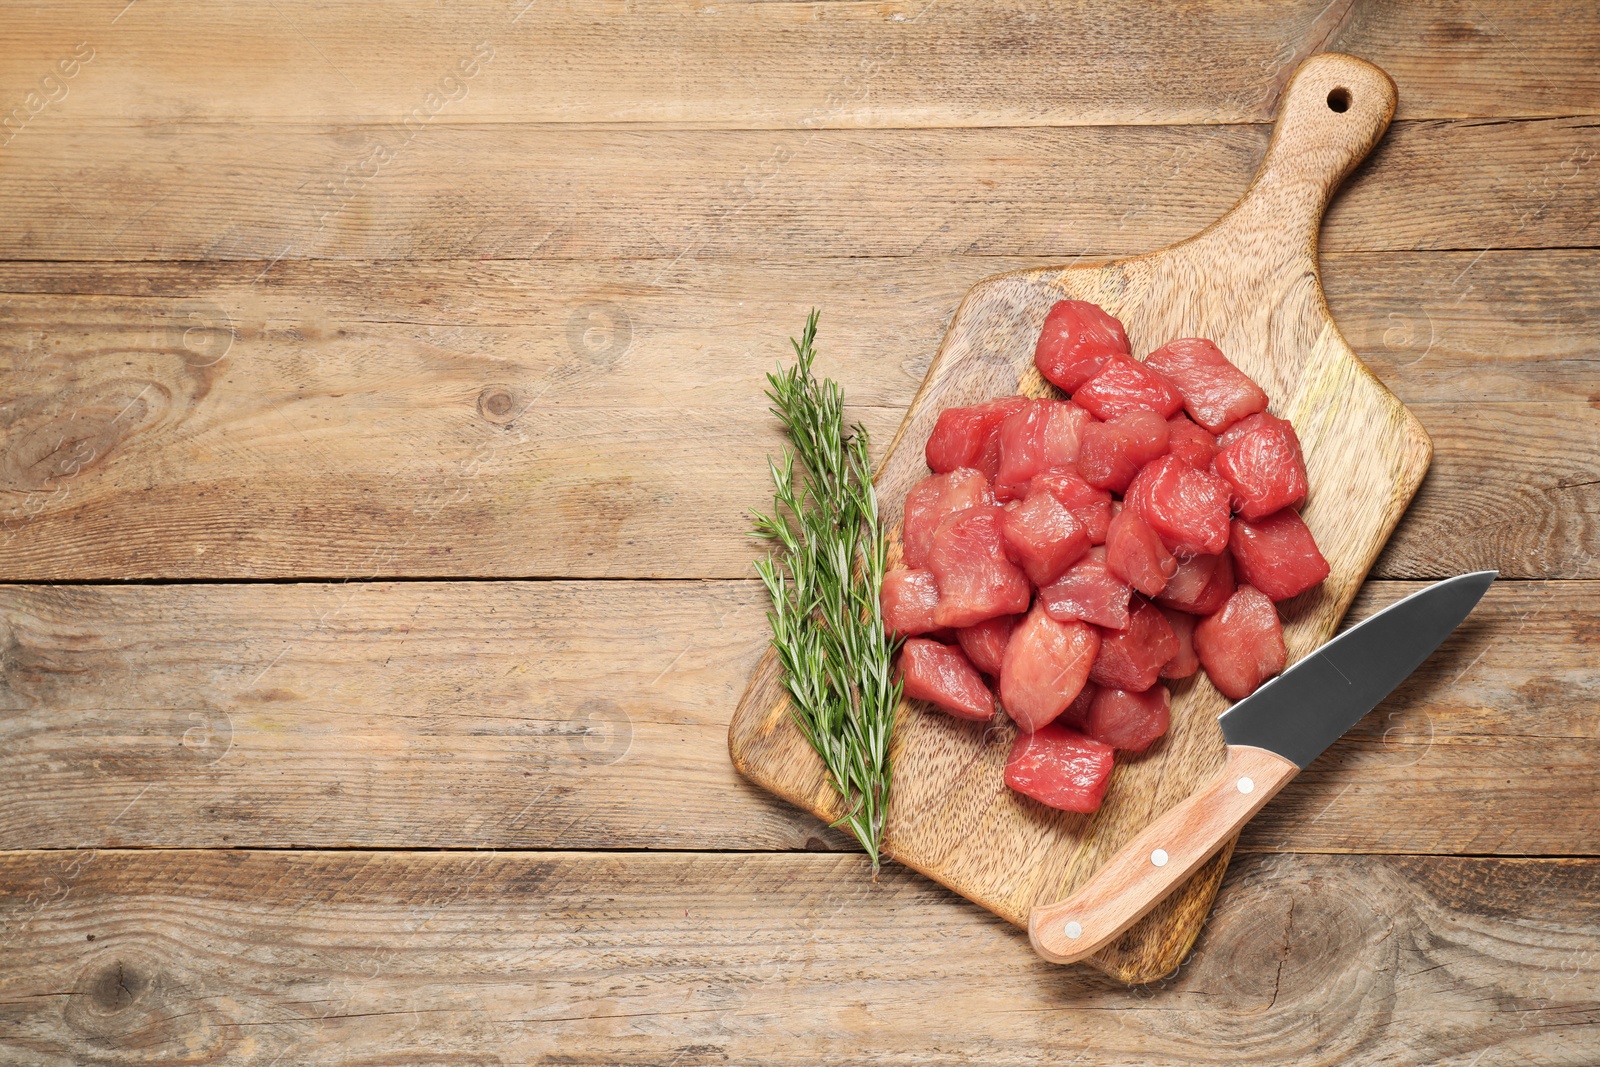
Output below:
[0,393,1586,582]
[1,248,1594,403]
[1377,402,1600,580]
[1322,249,1600,405]
[0,0,1332,129]
[1334,0,1600,120]
[0,579,808,852]
[1,256,1596,581]
[0,849,1595,1065]
[0,118,1596,262]
[1,580,1592,855]
[3,1,1594,129]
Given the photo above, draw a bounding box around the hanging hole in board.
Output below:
[1326,87,1351,113]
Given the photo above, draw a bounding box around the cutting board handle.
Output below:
[1208,52,1397,254]
[1028,745,1300,965]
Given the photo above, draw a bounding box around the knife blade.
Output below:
[1218,570,1498,767]
[1029,571,1497,966]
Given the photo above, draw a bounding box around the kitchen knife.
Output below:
[1029,570,1497,965]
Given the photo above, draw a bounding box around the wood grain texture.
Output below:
[1331,0,1600,120]
[1,118,1596,262]
[1031,746,1301,964]
[1322,249,1600,405]
[0,0,1351,128]
[1379,401,1600,581]
[0,579,805,852]
[734,55,1431,983]
[1,579,1592,856]
[3,249,1599,409]
[1,850,1595,1065]
[3,0,1595,128]
[0,0,1591,1060]
[3,257,1595,581]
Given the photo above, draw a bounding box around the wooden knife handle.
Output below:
[1028,745,1300,965]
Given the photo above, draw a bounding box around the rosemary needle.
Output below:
[752,310,901,876]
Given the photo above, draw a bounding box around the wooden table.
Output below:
[1,3,1595,1063]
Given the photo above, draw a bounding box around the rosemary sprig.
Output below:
[752,310,901,875]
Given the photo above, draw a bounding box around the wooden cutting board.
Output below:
[729,53,1431,984]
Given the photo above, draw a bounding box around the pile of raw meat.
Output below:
[885,300,1329,814]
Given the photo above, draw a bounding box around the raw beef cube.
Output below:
[1039,546,1132,630]
[901,467,994,568]
[1166,413,1219,470]
[1042,401,1094,468]
[1230,509,1331,601]
[882,567,942,636]
[999,603,1101,733]
[925,396,1032,479]
[1143,337,1269,433]
[1195,585,1288,700]
[1034,300,1131,393]
[993,400,1052,501]
[1086,686,1171,754]
[1214,412,1309,520]
[1126,454,1232,557]
[1156,550,1235,616]
[899,638,996,722]
[995,400,1094,501]
[1004,721,1116,813]
[926,507,1032,628]
[957,613,1020,677]
[1031,468,1113,542]
[1218,411,1283,447]
[1058,681,1099,731]
[1078,409,1171,493]
[1000,487,1092,586]
[1089,596,1179,692]
[1159,606,1200,679]
[1105,504,1177,597]
[1073,357,1184,421]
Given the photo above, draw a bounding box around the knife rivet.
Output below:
[1064,921,1082,940]
[1150,849,1169,867]
[1238,776,1255,794]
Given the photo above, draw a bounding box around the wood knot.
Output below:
[0,379,169,494]
[1161,855,1398,1056]
[477,385,522,425]
[87,960,148,1014]
[67,952,230,1060]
